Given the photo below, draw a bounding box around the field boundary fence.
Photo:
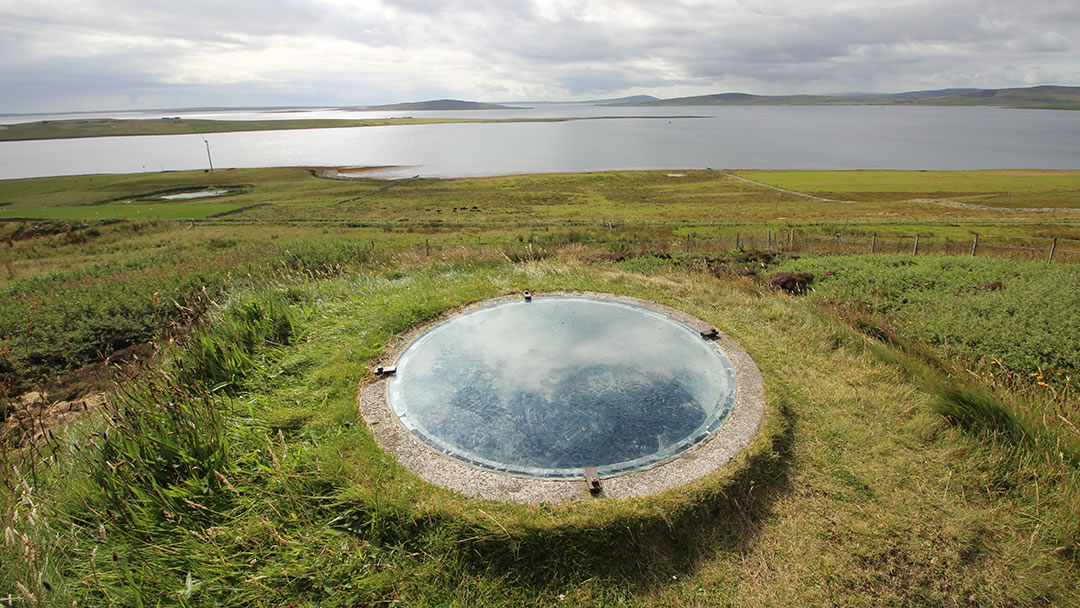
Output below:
[385,231,1080,264]
[185,218,1080,263]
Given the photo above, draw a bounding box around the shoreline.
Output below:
[3,165,1080,184]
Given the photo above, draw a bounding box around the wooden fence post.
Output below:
[1048,238,1058,263]
[871,234,877,253]
[426,239,430,256]
[789,229,795,250]
[913,234,920,255]
[736,233,741,250]
[971,234,978,257]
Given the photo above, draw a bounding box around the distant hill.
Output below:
[948,85,1080,104]
[592,95,660,105]
[619,86,1080,109]
[627,93,842,106]
[829,89,981,99]
[468,95,660,106]
[350,99,523,111]
[879,88,983,99]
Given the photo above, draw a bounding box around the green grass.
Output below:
[0,168,378,218]
[3,255,1079,606]
[771,254,1080,389]
[0,201,255,220]
[741,169,1080,208]
[0,237,377,393]
[4,168,1080,226]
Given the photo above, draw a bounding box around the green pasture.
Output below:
[0,201,252,220]
[2,169,1079,230]
[741,169,1080,208]
[0,167,372,213]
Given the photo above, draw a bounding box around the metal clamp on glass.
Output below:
[584,467,602,494]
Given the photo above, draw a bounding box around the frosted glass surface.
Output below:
[387,297,737,478]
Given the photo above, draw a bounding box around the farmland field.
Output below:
[740,169,1080,208]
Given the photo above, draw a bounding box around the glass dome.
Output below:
[387,296,738,478]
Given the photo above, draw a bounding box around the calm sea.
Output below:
[1,104,1077,179]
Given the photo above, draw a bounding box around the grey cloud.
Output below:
[1,0,1078,112]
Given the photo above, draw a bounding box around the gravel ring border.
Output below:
[357,291,766,504]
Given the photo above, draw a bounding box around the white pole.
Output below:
[201,136,214,173]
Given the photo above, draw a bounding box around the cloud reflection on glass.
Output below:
[388,297,737,478]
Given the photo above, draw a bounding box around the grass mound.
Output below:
[3,255,1079,606]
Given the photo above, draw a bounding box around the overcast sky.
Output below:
[2,0,1078,113]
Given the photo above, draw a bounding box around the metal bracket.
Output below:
[584,467,602,494]
[700,327,719,339]
[375,365,397,376]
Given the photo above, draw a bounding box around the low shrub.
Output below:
[767,272,814,295]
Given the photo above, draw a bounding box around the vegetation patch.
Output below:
[741,169,1080,209]
[772,254,1080,392]
[0,239,375,395]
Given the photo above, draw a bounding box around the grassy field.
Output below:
[1,168,1079,606]
[2,168,1078,293]
[3,168,1079,233]
[740,170,1080,209]
[0,168,358,220]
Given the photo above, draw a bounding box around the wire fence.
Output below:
[186,217,1080,264]
[771,231,1079,263]
[387,231,1080,264]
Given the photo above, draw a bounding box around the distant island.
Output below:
[347,99,524,111]
[0,114,705,142]
[618,85,1080,110]
[585,95,661,105]
[2,86,1075,143]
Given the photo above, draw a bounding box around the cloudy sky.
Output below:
[2,0,1078,113]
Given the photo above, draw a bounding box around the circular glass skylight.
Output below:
[386,296,738,478]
